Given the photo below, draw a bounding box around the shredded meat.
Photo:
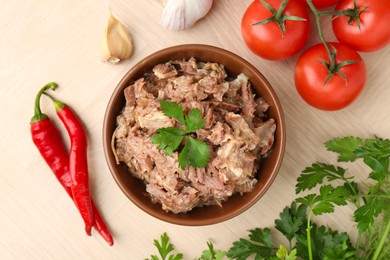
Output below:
[113,57,276,213]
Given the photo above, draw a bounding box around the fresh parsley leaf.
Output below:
[151,127,185,155]
[178,140,190,169]
[354,137,390,160]
[276,245,297,260]
[275,202,307,243]
[354,196,387,233]
[159,101,186,125]
[152,101,210,169]
[296,185,349,216]
[342,181,360,204]
[199,241,226,260]
[185,108,205,133]
[295,194,320,210]
[296,163,349,193]
[148,233,183,260]
[363,156,389,182]
[227,228,275,260]
[325,136,363,162]
[178,136,210,169]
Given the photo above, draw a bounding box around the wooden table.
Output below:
[2,0,389,258]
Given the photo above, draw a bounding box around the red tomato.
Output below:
[311,0,339,9]
[332,0,390,52]
[294,42,366,111]
[241,0,310,60]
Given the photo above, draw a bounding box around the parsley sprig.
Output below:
[147,232,183,260]
[147,136,390,260]
[295,136,390,260]
[151,101,210,169]
[199,242,226,260]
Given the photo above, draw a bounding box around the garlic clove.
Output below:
[100,14,133,64]
[160,0,213,31]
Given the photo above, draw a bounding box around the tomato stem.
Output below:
[306,0,361,85]
[306,0,334,66]
[254,0,306,36]
[274,0,288,21]
[319,0,367,31]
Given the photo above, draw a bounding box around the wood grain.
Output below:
[1,0,389,258]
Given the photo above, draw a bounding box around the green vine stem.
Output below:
[306,0,337,73]
[305,0,361,85]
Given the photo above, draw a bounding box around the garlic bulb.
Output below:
[100,14,133,64]
[160,0,213,31]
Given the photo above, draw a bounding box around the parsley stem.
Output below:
[306,210,314,260]
[355,233,362,258]
[372,219,390,260]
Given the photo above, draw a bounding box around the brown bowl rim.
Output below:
[103,44,286,226]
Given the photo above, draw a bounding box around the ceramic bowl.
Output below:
[103,44,286,226]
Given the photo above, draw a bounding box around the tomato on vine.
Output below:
[332,0,390,52]
[294,42,366,111]
[241,0,310,60]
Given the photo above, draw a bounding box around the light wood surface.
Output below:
[2,0,390,259]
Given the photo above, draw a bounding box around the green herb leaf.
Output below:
[227,228,274,260]
[297,185,349,216]
[178,137,210,170]
[296,224,355,260]
[178,141,190,170]
[275,202,307,243]
[354,195,387,233]
[151,127,185,155]
[160,100,186,125]
[199,241,226,260]
[148,233,183,260]
[343,181,360,204]
[185,108,205,133]
[354,137,390,160]
[276,245,297,260]
[296,163,348,193]
[363,157,389,182]
[325,136,363,162]
[152,101,210,169]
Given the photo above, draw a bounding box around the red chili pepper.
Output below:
[30,83,113,245]
[42,92,94,235]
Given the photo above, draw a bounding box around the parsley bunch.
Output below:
[147,136,390,260]
[296,136,390,260]
[151,101,210,169]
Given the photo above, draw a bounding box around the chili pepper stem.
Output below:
[31,82,58,123]
[42,92,65,112]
